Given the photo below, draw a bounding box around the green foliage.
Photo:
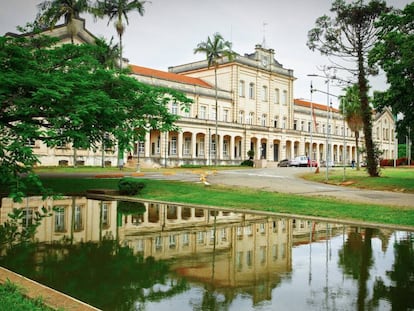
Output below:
[370,2,414,135]
[194,32,237,68]
[0,280,55,311]
[240,160,254,167]
[0,34,191,201]
[0,239,183,311]
[0,206,51,255]
[117,200,146,214]
[118,178,145,195]
[307,0,390,177]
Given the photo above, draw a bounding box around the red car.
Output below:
[309,160,318,167]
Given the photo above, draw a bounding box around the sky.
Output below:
[0,0,411,107]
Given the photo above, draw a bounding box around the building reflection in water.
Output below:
[1,196,409,310]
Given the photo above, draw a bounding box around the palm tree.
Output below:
[36,0,90,44]
[94,0,146,167]
[339,84,364,170]
[194,33,236,165]
[94,0,146,71]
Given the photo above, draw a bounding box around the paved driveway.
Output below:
[206,167,414,208]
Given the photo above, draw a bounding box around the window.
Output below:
[301,121,305,131]
[223,139,229,156]
[54,206,66,232]
[170,137,177,155]
[26,138,36,147]
[169,235,176,248]
[210,229,215,242]
[101,202,109,228]
[261,114,266,126]
[247,112,254,125]
[197,138,204,156]
[282,116,287,129]
[259,223,266,234]
[223,109,229,122]
[138,141,145,154]
[23,208,34,226]
[262,85,268,101]
[239,111,244,124]
[246,250,253,267]
[171,101,178,115]
[244,225,253,236]
[274,116,278,128]
[197,231,205,244]
[184,106,191,117]
[182,233,190,246]
[249,83,255,99]
[220,228,227,241]
[183,137,191,156]
[155,236,162,250]
[293,119,298,130]
[274,88,280,104]
[211,107,216,121]
[308,121,311,132]
[74,205,83,231]
[200,106,206,119]
[282,90,287,105]
[239,80,245,97]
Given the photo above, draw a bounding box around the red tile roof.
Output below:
[129,64,212,88]
[294,98,339,113]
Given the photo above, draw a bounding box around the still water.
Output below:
[0,196,413,311]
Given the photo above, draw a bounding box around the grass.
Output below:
[302,166,414,193]
[0,280,56,311]
[36,175,414,228]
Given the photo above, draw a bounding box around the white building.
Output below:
[6,19,396,168]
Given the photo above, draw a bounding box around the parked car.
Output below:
[310,159,318,167]
[278,159,290,167]
[289,155,308,167]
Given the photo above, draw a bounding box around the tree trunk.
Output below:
[357,33,378,177]
[214,66,218,166]
[355,131,360,171]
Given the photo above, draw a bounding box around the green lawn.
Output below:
[36,175,414,228]
[0,281,56,311]
[302,166,414,193]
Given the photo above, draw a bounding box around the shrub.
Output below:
[241,160,254,167]
[118,178,145,195]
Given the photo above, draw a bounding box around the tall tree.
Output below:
[307,0,390,177]
[369,2,414,138]
[36,0,90,43]
[194,33,236,165]
[339,84,364,170]
[94,0,146,71]
[0,34,190,201]
[93,0,146,166]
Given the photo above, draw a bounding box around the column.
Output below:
[192,132,197,159]
[144,132,151,158]
[229,135,235,160]
[178,131,183,159]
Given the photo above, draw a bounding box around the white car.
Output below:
[289,156,308,167]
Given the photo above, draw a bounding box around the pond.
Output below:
[0,196,413,311]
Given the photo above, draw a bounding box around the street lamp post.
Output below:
[310,82,314,171]
[308,74,330,181]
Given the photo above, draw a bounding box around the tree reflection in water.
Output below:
[0,238,189,311]
[372,233,414,311]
